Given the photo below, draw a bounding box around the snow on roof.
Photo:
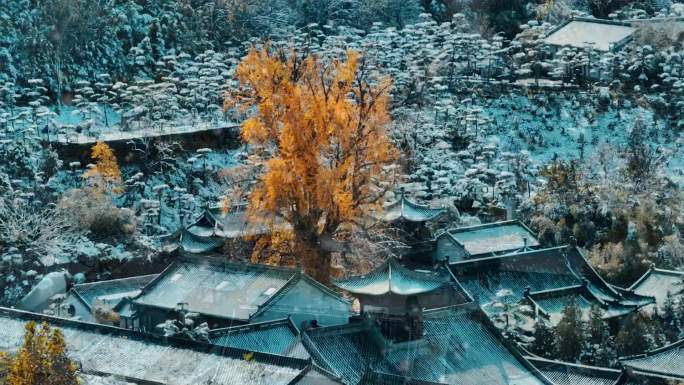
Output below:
[134,257,297,321]
[528,286,594,325]
[544,19,636,51]
[377,192,446,223]
[304,307,550,385]
[291,364,344,384]
[629,267,684,308]
[451,246,653,318]
[187,208,290,240]
[621,339,684,380]
[333,258,450,296]
[80,374,136,385]
[208,318,310,359]
[446,220,540,257]
[527,357,621,385]
[0,308,303,385]
[72,274,159,311]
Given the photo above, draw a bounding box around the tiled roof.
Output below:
[528,286,594,324]
[134,257,297,321]
[544,18,635,51]
[71,274,158,311]
[527,357,621,385]
[304,307,550,385]
[333,258,451,296]
[621,339,684,380]
[187,207,289,240]
[0,307,306,385]
[208,318,309,359]
[291,364,345,385]
[442,220,540,258]
[629,266,684,309]
[180,229,225,254]
[377,193,445,223]
[450,246,653,319]
[252,274,351,327]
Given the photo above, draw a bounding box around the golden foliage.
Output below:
[8,322,79,385]
[226,47,398,282]
[83,141,122,193]
[0,351,13,385]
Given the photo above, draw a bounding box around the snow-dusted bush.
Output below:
[0,197,72,258]
[58,189,136,238]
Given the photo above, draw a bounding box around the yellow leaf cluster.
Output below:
[226,46,398,281]
[82,141,122,194]
[8,322,79,385]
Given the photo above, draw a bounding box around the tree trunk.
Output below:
[299,236,332,285]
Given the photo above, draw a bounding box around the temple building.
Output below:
[57,274,158,329]
[302,305,553,385]
[298,259,553,385]
[434,220,540,264]
[628,265,684,312]
[178,206,289,254]
[544,18,636,52]
[449,246,653,330]
[0,307,308,385]
[208,318,310,359]
[132,256,351,330]
[621,339,684,383]
[375,189,447,260]
[334,257,470,341]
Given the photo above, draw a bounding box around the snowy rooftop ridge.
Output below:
[208,317,310,359]
[620,338,684,381]
[376,189,446,223]
[628,265,684,308]
[70,274,159,312]
[449,245,654,325]
[444,220,540,257]
[134,255,299,322]
[0,307,308,385]
[544,17,636,51]
[333,257,453,296]
[302,305,553,385]
[526,357,622,385]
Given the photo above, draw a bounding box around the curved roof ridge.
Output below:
[333,257,449,296]
[621,338,684,360]
[378,190,446,223]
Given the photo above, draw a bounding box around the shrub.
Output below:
[58,189,135,238]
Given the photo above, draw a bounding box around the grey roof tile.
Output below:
[333,258,451,296]
[621,339,684,380]
[304,307,549,385]
[527,358,621,385]
[134,257,297,321]
[208,318,309,359]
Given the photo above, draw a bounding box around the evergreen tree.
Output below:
[530,319,555,358]
[660,292,681,342]
[616,312,652,356]
[677,297,684,332]
[584,305,616,366]
[555,300,585,362]
[587,304,606,345]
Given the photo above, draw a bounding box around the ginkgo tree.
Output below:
[226,47,399,283]
[7,321,79,385]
